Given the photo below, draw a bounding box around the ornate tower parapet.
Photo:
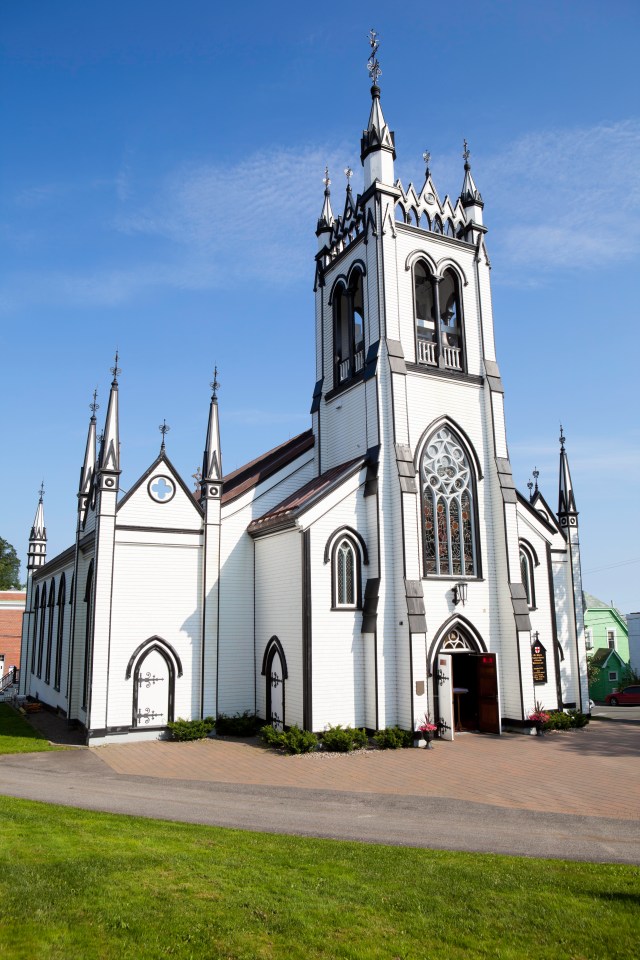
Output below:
[27,482,47,572]
[19,484,47,695]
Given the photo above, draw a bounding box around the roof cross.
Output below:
[463,139,471,164]
[210,366,220,401]
[159,419,170,451]
[323,166,331,191]
[367,28,382,85]
[89,389,99,418]
[38,481,45,502]
[110,349,121,383]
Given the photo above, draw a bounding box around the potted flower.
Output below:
[528,702,550,736]
[417,714,438,749]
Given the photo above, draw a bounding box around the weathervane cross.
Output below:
[463,139,470,163]
[367,28,382,84]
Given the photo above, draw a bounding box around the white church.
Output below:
[20,47,589,743]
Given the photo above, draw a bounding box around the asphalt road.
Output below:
[591,704,640,722]
[0,748,638,864]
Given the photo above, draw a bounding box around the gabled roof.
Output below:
[117,450,203,516]
[589,646,625,668]
[583,593,628,632]
[516,489,561,537]
[222,429,315,506]
[248,456,364,537]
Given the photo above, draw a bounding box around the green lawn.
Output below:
[0,703,60,754]
[0,798,637,959]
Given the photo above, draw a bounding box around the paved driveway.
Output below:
[0,721,638,864]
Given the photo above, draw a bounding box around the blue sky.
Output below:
[2,1,639,612]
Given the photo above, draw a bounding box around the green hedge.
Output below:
[167,717,215,741]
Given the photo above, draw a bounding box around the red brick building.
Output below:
[0,591,25,678]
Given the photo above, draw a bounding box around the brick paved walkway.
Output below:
[93,722,640,821]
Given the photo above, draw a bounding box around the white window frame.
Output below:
[607,629,616,650]
[608,671,618,682]
[584,628,593,650]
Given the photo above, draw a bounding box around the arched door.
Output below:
[267,648,285,731]
[133,647,173,728]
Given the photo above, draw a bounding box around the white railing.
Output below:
[417,339,436,366]
[339,358,351,382]
[354,348,364,373]
[442,345,462,370]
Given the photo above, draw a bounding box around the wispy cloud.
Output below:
[116,145,351,286]
[2,120,638,311]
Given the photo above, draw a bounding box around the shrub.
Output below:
[167,717,215,741]
[568,710,590,728]
[544,710,572,731]
[215,711,259,737]
[321,724,368,752]
[373,726,413,750]
[259,724,318,754]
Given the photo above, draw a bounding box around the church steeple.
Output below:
[459,140,484,233]
[100,353,121,477]
[79,391,98,510]
[316,167,334,248]
[202,368,222,486]
[360,30,395,188]
[27,483,47,570]
[557,426,578,530]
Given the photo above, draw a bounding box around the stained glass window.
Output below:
[421,427,477,576]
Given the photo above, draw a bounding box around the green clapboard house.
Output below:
[583,593,630,701]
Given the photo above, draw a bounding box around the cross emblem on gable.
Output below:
[149,476,175,503]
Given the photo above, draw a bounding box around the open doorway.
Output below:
[432,625,500,736]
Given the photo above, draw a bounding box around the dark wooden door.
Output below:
[475,653,500,734]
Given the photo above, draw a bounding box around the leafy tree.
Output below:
[0,538,23,590]
[586,656,601,687]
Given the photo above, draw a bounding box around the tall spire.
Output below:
[79,391,98,502]
[460,139,483,205]
[101,352,121,475]
[28,483,47,570]
[316,166,334,243]
[360,29,396,187]
[557,425,578,530]
[202,368,222,483]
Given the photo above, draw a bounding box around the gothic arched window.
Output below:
[413,263,465,372]
[45,578,55,684]
[82,561,94,710]
[31,585,40,675]
[333,269,365,387]
[519,544,536,609]
[54,575,66,691]
[336,538,357,607]
[421,427,478,577]
[37,584,47,678]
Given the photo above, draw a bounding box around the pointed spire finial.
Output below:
[367,28,382,86]
[344,166,353,186]
[559,424,566,450]
[527,477,533,501]
[533,466,539,495]
[90,389,99,420]
[210,366,220,402]
[323,166,331,192]
[463,138,471,167]
[422,149,431,172]
[110,349,121,385]
[159,419,170,452]
[38,481,45,503]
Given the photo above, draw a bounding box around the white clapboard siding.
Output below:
[106,541,202,729]
[117,462,202,529]
[255,530,303,727]
[306,483,370,730]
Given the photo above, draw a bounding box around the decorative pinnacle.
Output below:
[89,389,99,419]
[463,139,471,165]
[159,419,170,451]
[559,425,566,450]
[323,166,331,192]
[344,166,353,186]
[110,349,121,383]
[38,481,45,503]
[367,28,382,85]
[422,150,431,170]
[210,366,220,401]
[527,478,533,501]
[533,466,540,495]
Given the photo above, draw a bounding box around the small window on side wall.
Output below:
[519,544,536,609]
[333,269,365,388]
[329,533,363,610]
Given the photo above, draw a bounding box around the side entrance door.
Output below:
[474,652,501,734]
[134,648,171,727]
[436,653,455,741]
[268,649,284,731]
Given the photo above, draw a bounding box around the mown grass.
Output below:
[0,703,60,754]
[0,797,637,959]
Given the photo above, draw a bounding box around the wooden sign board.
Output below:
[531,640,548,685]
